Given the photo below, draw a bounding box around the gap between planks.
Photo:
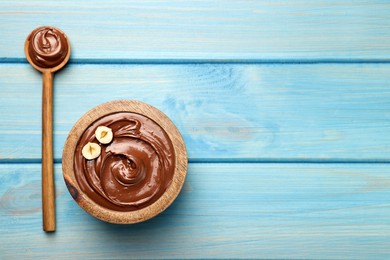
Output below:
[2,159,390,165]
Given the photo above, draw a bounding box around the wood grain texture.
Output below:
[0,163,389,259]
[41,71,55,232]
[1,63,389,161]
[1,0,390,60]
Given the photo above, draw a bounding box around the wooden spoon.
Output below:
[24,26,71,232]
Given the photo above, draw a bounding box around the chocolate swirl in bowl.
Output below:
[74,112,176,212]
[27,26,69,68]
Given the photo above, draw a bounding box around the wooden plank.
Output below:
[1,0,390,60]
[1,63,390,161]
[0,163,389,259]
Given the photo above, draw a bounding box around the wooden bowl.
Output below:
[62,100,187,224]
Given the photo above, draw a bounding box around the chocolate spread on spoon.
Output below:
[27,26,69,68]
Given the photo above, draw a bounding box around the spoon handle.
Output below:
[42,71,55,232]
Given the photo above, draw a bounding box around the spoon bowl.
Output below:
[25,26,70,73]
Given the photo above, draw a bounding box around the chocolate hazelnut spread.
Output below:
[74,112,176,212]
[27,26,69,68]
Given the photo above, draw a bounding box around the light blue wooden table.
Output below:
[1,1,390,259]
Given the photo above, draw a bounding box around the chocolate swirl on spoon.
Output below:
[74,112,176,212]
[27,26,69,68]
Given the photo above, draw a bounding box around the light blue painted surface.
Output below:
[1,1,390,60]
[0,1,390,259]
[1,164,390,259]
[1,64,390,161]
